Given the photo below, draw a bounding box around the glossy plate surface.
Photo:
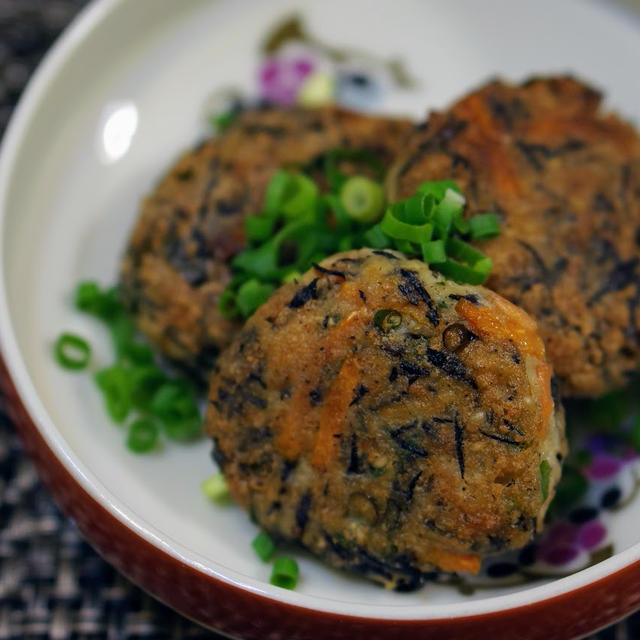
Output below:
[1,0,640,637]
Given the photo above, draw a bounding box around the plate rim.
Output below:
[1,0,640,632]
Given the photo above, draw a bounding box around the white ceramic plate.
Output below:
[1,0,640,635]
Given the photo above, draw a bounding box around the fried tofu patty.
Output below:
[387,76,640,397]
[120,106,412,378]
[206,249,566,590]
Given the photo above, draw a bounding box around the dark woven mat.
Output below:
[0,1,638,638]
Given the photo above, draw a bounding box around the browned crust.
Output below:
[206,249,565,588]
[388,76,640,397]
[120,105,413,377]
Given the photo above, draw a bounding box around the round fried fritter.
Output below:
[387,76,640,397]
[206,249,566,590]
[120,106,412,378]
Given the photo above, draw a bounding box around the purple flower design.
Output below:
[538,522,580,566]
[583,435,637,480]
[536,513,609,567]
[585,454,623,481]
[259,56,315,106]
[578,520,607,549]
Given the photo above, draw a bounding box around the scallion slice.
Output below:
[252,531,276,562]
[129,365,166,411]
[126,418,159,454]
[264,170,292,217]
[270,556,299,590]
[435,258,492,285]
[150,380,201,441]
[422,240,447,264]
[362,224,391,249]
[236,279,275,317]
[339,176,385,223]
[75,281,102,313]
[281,174,318,220]
[246,215,275,243]
[432,188,465,239]
[469,213,500,240]
[94,364,132,423]
[201,473,231,504]
[373,309,402,332]
[417,179,462,200]
[380,207,433,243]
[54,333,91,370]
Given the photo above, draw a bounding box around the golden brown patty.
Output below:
[119,106,412,378]
[206,249,566,590]
[387,76,640,397]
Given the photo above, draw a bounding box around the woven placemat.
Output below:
[0,1,638,638]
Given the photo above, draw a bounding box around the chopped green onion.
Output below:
[380,207,433,244]
[252,531,276,562]
[93,286,123,321]
[74,281,123,320]
[446,237,488,264]
[540,459,551,501]
[270,556,299,590]
[232,239,280,279]
[362,224,391,249]
[63,279,208,452]
[435,258,492,285]
[201,472,231,504]
[339,176,385,224]
[468,213,501,240]
[75,281,102,313]
[373,309,402,332]
[108,311,135,359]
[338,236,353,252]
[94,364,132,423]
[394,239,415,255]
[417,180,462,200]
[222,174,502,318]
[150,380,194,418]
[264,170,292,217]
[246,215,275,243]
[163,413,201,441]
[281,174,318,220]
[453,213,470,235]
[122,340,154,365]
[129,365,166,411]
[422,240,447,264]
[432,188,465,239]
[126,418,159,454]
[54,333,91,370]
[401,192,434,223]
[262,170,319,222]
[435,238,493,284]
[150,380,201,441]
[236,279,275,317]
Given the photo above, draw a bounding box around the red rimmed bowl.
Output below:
[2,1,640,637]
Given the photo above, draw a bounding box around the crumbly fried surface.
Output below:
[387,76,640,397]
[206,249,566,590]
[120,106,412,378]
